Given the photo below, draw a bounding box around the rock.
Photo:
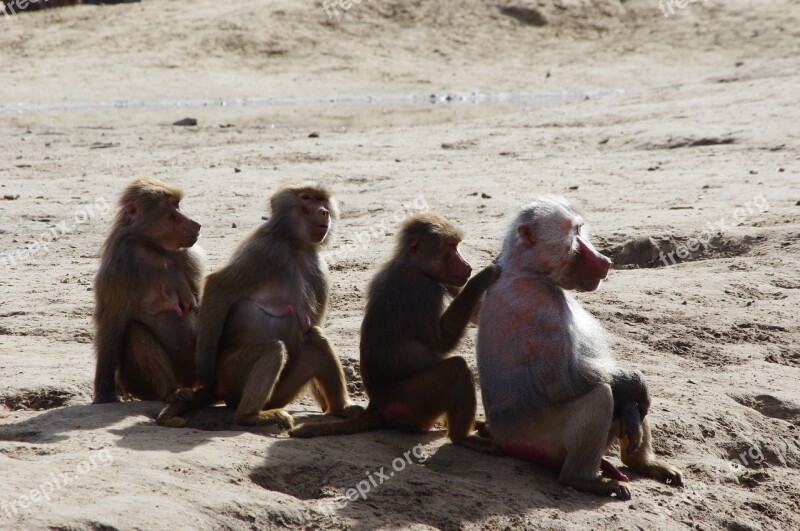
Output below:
[499,6,548,26]
[173,118,198,127]
[613,236,662,268]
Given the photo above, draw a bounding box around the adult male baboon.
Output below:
[159,184,360,429]
[477,196,682,500]
[93,177,203,425]
[291,213,500,455]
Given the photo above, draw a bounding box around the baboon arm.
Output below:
[93,316,127,402]
[195,277,231,388]
[93,253,142,402]
[195,254,283,387]
[438,265,499,352]
[185,248,205,301]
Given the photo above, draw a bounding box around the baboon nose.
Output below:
[601,256,611,273]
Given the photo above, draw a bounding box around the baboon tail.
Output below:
[289,406,381,438]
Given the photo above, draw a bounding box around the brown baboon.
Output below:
[159,184,360,429]
[477,196,683,500]
[93,177,203,424]
[290,213,501,455]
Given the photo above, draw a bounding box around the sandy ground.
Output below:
[1,0,799,529]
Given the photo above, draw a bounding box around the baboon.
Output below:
[93,177,203,423]
[477,196,682,500]
[159,184,360,429]
[290,213,501,455]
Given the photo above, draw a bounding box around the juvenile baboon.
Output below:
[159,184,360,429]
[290,213,501,455]
[93,177,203,424]
[477,196,682,500]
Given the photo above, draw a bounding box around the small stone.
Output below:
[173,117,198,127]
[308,132,320,138]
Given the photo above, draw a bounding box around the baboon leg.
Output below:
[119,322,181,402]
[620,418,684,486]
[265,327,361,418]
[559,384,631,500]
[156,386,218,428]
[382,356,499,455]
[218,341,293,429]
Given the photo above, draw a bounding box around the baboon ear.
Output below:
[408,240,420,255]
[125,201,138,221]
[517,224,535,246]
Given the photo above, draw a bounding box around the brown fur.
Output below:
[158,184,360,429]
[93,177,203,427]
[477,196,682,500]
[290,213,500,455]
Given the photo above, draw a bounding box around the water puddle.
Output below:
[0,90,619,115]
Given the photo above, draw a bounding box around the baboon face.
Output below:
[296,191,332,244]
[516,199,610,292]
[568,230,612,291]
[132,195,201,251]
[425,239,472,287]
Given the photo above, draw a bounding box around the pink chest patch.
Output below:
[287,305,313,331]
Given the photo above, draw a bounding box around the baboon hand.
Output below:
[476,263,502,287]
[618,402,644,454]
[165,387,195,403]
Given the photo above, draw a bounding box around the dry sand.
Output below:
[1,0,799,529]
